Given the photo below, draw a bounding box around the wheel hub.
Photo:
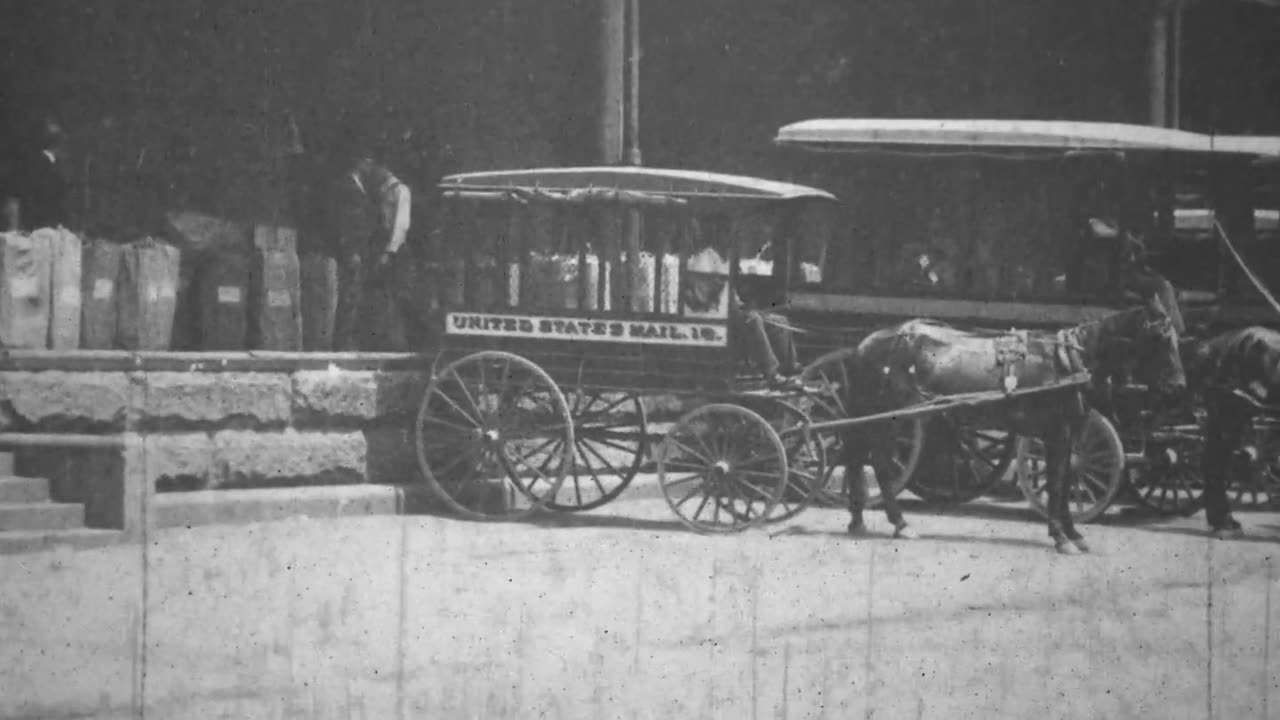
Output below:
[473,428,502,445]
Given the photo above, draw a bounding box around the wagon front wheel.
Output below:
[414,351,573,521]
[1015,408,1124,524]
[658,404,788,533]
[909,417,1017,506]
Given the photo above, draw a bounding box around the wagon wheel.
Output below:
[799,348,924,508]
[1128,404,1206,516]
[1228,417,1280,511]
[657,404,788,533]
[759,401,827,524]
[1015,408,1125,524]
[541,390,648,512]
[414,351,573,521]
[908,417,1018,505]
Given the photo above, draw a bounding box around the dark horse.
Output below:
[840,287,1187,554]
[1180,324,1280,539]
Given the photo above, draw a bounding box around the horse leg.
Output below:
[843,427,872,536]
[1059,418,1091,554]
[1043,426,1079,555]
[1202,399,1246,540]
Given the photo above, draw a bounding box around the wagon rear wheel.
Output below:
[908,417,1017,505]
[414,351,573,521]
[542,390,648,512]
[1015,408,1125,524]
[799,348,923,508]
[1128,408,1206,516]
[658,404,787,533]
[1228,418,1280,511]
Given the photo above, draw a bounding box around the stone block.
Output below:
[0,371,129,432]
[138,372,291,430]
[213,430,366,488]
[292,370,377,425]
[143,433,216,491]
[292,369,427,426]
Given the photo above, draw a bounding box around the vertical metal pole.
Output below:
[600,0,625,165]
[623,0,644,310]
[1149,10,1170,127]
[626,0,642,167]
[1170,3,1183,129]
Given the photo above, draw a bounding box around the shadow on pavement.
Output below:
[524,511,699,535]
[766,524,1056,553]
[1131,523,1280,545]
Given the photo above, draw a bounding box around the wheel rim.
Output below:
[414,351,573,521]
[544,390,647,512]
[760,401,826,524]
[1016,409,1125,524]
[799,349,922,508]
[909,418,1015,505]
[658,403,788,533]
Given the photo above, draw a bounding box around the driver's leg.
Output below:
[760,311,799,375]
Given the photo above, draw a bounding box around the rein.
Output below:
[1215,219,1280,320]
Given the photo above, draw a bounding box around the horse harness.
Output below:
[994,331,1030,394]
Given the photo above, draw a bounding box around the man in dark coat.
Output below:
[6,119,72,231]
[331,137,418,350]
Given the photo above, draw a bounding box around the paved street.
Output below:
[2,491,1278,720]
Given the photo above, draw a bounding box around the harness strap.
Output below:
[1216,219,1280,320]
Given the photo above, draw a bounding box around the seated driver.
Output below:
[683,241,802,389]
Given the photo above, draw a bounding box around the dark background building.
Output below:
[1,0,1276,237]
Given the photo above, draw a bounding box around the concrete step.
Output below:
[0,451,13,476]
[0,475,51,503]
[0,501,86,531]
[0,527,123,555]
[151,484,435,530]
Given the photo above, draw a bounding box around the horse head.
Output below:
[1097,289,1188,399]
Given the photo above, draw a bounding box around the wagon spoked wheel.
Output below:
[414,351,573,521]
[1128,414,1206,516]
[657,404,787,533]
[1228,418,1280,511]
[759,401,826,524]
[1015,408,1125,524]
[799,348,924,508]
[908,417,1017,505]
[543,390,648,512]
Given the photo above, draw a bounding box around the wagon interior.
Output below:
[414,167,841,531]
[432,167,837,395]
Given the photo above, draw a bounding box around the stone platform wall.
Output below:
[0,350,691,533]
[0,352,433,499]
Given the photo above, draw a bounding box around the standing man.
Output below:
[5,118,71,231]
[331,137,414,350]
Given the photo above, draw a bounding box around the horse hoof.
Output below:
[1071,538,1092,554]
[894,524,918,540]
[1055,541,1081,556]
[1211,526,1245,541]
[847,521,868,537]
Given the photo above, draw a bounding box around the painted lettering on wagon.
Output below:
[445,312,728,347]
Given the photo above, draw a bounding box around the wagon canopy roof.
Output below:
[774,118,1237,157]
[439,166,837,204]
[1206,134,1280,165]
